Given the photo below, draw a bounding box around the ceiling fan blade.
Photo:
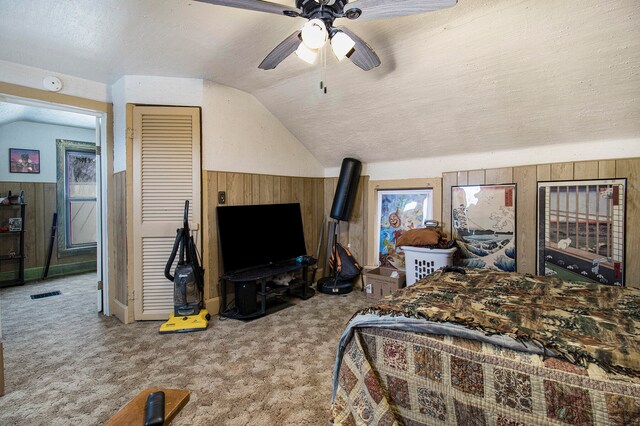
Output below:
[337,27,381,71]
[194,0,298,17]
[259,31,302,70]
[346,0,457,21]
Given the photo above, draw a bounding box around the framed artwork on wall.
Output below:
[9,148,40,174]
[536,179,626,286]
[376,189,433,269]
[451,184,517,272]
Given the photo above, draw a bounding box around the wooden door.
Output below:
[132,106,201,320]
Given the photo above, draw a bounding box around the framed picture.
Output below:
[451,184,516,271]
[9,148,40,174]
[537,179,626,286]
[376,189,433,269]
[8,217,22,231]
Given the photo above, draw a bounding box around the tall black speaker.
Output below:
[330,158,362,221]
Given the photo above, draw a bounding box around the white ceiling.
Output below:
[0,0,638,167]
[0,101,96,129]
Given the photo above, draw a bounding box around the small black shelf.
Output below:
[220,259,316,320]
[0,200,26,287]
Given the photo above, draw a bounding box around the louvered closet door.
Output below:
[133,106,201,320]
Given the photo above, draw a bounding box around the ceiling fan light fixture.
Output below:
[331,31,356,61]
[301,19,328,50]
[295,43,318,64]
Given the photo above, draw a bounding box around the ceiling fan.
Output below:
[194,0,458,71]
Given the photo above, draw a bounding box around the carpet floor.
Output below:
[0,273,371,425]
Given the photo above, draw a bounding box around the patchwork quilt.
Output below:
[331,269,640,425]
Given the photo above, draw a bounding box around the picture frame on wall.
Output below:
[376,188,433,269]
[451,184,517,272]
[8,217,22,232]
[9,148,40,174]
[536,179,626,286]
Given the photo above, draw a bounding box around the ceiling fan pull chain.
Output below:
[322,44,328,94]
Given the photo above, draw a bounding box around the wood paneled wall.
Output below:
[112,172,128,305]
[442,159,640,288]
[203,171,325,301]
[0,181,95,277]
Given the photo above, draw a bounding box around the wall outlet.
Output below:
[218,191,226,204]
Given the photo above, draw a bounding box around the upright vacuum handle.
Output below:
[164,228,182,281]
[183,200,189,231]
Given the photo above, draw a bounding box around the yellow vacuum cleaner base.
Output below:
[159,309,210,334]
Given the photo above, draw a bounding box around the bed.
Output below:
[330,268,640,425]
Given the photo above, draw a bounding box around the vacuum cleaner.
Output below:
[159,200,210,334]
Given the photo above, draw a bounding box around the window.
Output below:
[56,139,97,257]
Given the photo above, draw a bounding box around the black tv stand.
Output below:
[220,258,316,320]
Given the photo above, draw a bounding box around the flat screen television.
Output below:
[217,203,307,273]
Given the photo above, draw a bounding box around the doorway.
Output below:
[0,94,110,313]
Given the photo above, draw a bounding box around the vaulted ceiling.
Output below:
[0,102,96,129]
[1,0,639,167]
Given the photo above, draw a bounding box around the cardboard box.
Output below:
[364,267,406,299]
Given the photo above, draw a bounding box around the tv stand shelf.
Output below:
[220,259,316,320]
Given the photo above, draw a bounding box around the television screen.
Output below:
[217,203,307,273]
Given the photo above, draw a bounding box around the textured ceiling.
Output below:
[0,0,638,167]
[0,102,96,129]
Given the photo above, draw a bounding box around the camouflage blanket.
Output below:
[357,268,640,378]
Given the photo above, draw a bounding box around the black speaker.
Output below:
[235,282,257,316]
[330,158,362,221]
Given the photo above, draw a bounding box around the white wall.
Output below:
[202,81,323,177]
[325,139,640,180]
[111,75,205,173]
[111,76,324,177]
[0,60,109,103]
[0,121,95,182]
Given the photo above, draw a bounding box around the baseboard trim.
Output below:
[112,299,130,324]
[0,261,97,283]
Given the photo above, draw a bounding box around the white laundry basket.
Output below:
[400,246,457,286]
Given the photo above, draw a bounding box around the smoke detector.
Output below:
[43,76,62,92]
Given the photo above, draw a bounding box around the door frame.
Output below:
[0,82,114,315]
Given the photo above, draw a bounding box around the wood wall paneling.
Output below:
[456,171,468,186]
[0,181,96,278]
[442,158,640,288]
[468,170,486,185]
[599,160,616,179]
[574,161,599,180]
[551,162,574,181]
[203,171,326,306]
[512,166,537,275]
[113,172,128,305]
[205,172,218,301]
[537,164,551,181]
[615,159,639,288]
[441,173,458,237]
[485,168,514,185]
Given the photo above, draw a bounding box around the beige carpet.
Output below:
[0,273,371,425]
